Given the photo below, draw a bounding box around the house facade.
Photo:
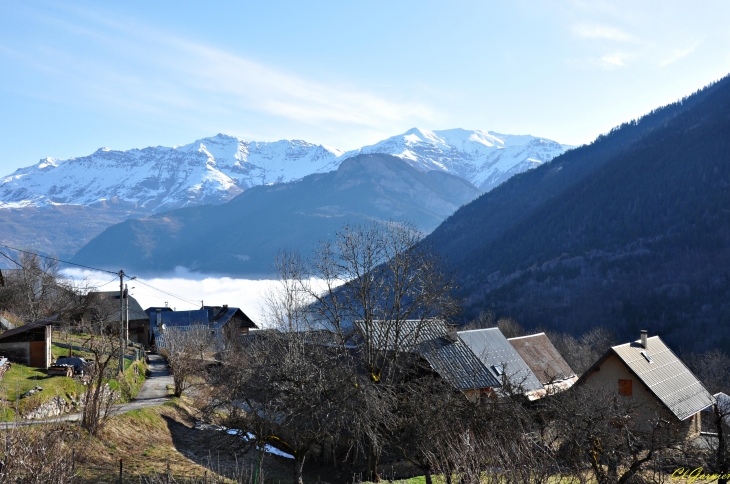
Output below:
[151,305,258,349]
[580,331,714,439]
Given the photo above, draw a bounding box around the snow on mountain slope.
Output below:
[0,134,343,212]
[0,129,569,212]
[337,128,572,191]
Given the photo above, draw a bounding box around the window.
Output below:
[641,351,653,363]
[492,365,504,376]
[618,379,633,396]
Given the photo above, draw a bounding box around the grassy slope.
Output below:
[77,399,295,483]
[0,343,146,421]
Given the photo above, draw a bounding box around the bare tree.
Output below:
[548,384,690,484]
[159,325,214,397]
[75,293,123,436]
[685,349,730,395]
[0,251,77,322]
[207,331,371,484]
[287,221,460,479]
[547,327,616,375]
[204,221,459,483]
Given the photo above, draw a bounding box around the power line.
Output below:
[0,243,201,307]
[88,276,119,289]
[132,278,201,307]
[0,243,118,275]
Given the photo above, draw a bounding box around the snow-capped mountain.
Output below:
[338,128,572,192]
[0,129,570,212]
[0,134,343,212]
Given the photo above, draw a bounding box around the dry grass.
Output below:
[73,398,295,483]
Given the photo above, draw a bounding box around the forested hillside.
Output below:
[426,75,730,353]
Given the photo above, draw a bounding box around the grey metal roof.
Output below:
[0,317,56,341]
[355,320,500,391]
[418,337,501,391]
[458,328,544,393]
[91,291,148,322]
[355,319,447,353]
[611,336,715,421]
[508,333,576,384]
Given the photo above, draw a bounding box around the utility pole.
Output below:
[119,270,125,374]
[124,284,129,346]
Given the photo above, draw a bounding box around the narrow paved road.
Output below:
[0,353,172,428]
[135,353,172,400]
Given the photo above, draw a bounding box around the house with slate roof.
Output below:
[580,330,715,439]
[458,328,545,399]
[508,332,578,398]
[355,320,552,400]
[151,305,257,350]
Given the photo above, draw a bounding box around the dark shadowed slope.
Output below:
[424,75,730,353]
[71,154,482,276]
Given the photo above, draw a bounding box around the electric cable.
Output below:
[0,243,118,275]
[0,243,202,307]
[132,278,201,306]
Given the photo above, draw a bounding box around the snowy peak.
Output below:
[0,134,344,212]
[341,128,570,191]
[0,129,570,212]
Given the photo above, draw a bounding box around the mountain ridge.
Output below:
[70,153,483,276]
[0,129,568,213]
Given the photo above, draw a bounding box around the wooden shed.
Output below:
[0,319,54,369]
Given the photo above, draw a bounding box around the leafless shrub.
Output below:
[75,296,124,436]
[685,349,730,395]
[159,325,214,397]
[547,327,616,375]
[0,423,79,483]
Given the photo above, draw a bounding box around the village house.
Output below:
[458,328,544,399]
[579,330,715,439]
[86,291,150,346]
[355,320,556,400]
[508,332,578,398]
[150,305,257,349]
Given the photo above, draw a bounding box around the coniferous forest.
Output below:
[426,75,730,354]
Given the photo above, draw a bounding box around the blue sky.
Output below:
[1,1,729,174]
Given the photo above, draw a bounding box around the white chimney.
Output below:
[640,330,648,349]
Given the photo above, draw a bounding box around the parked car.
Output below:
[53,357,93,375]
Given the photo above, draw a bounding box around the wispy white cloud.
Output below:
[0,5,437,142]
[572,24,635,42]
[658,39,704,66]
[599,53,629,68]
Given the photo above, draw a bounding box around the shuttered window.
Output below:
[618,379,633,396]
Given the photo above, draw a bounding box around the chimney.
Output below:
[640,330,648,349]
